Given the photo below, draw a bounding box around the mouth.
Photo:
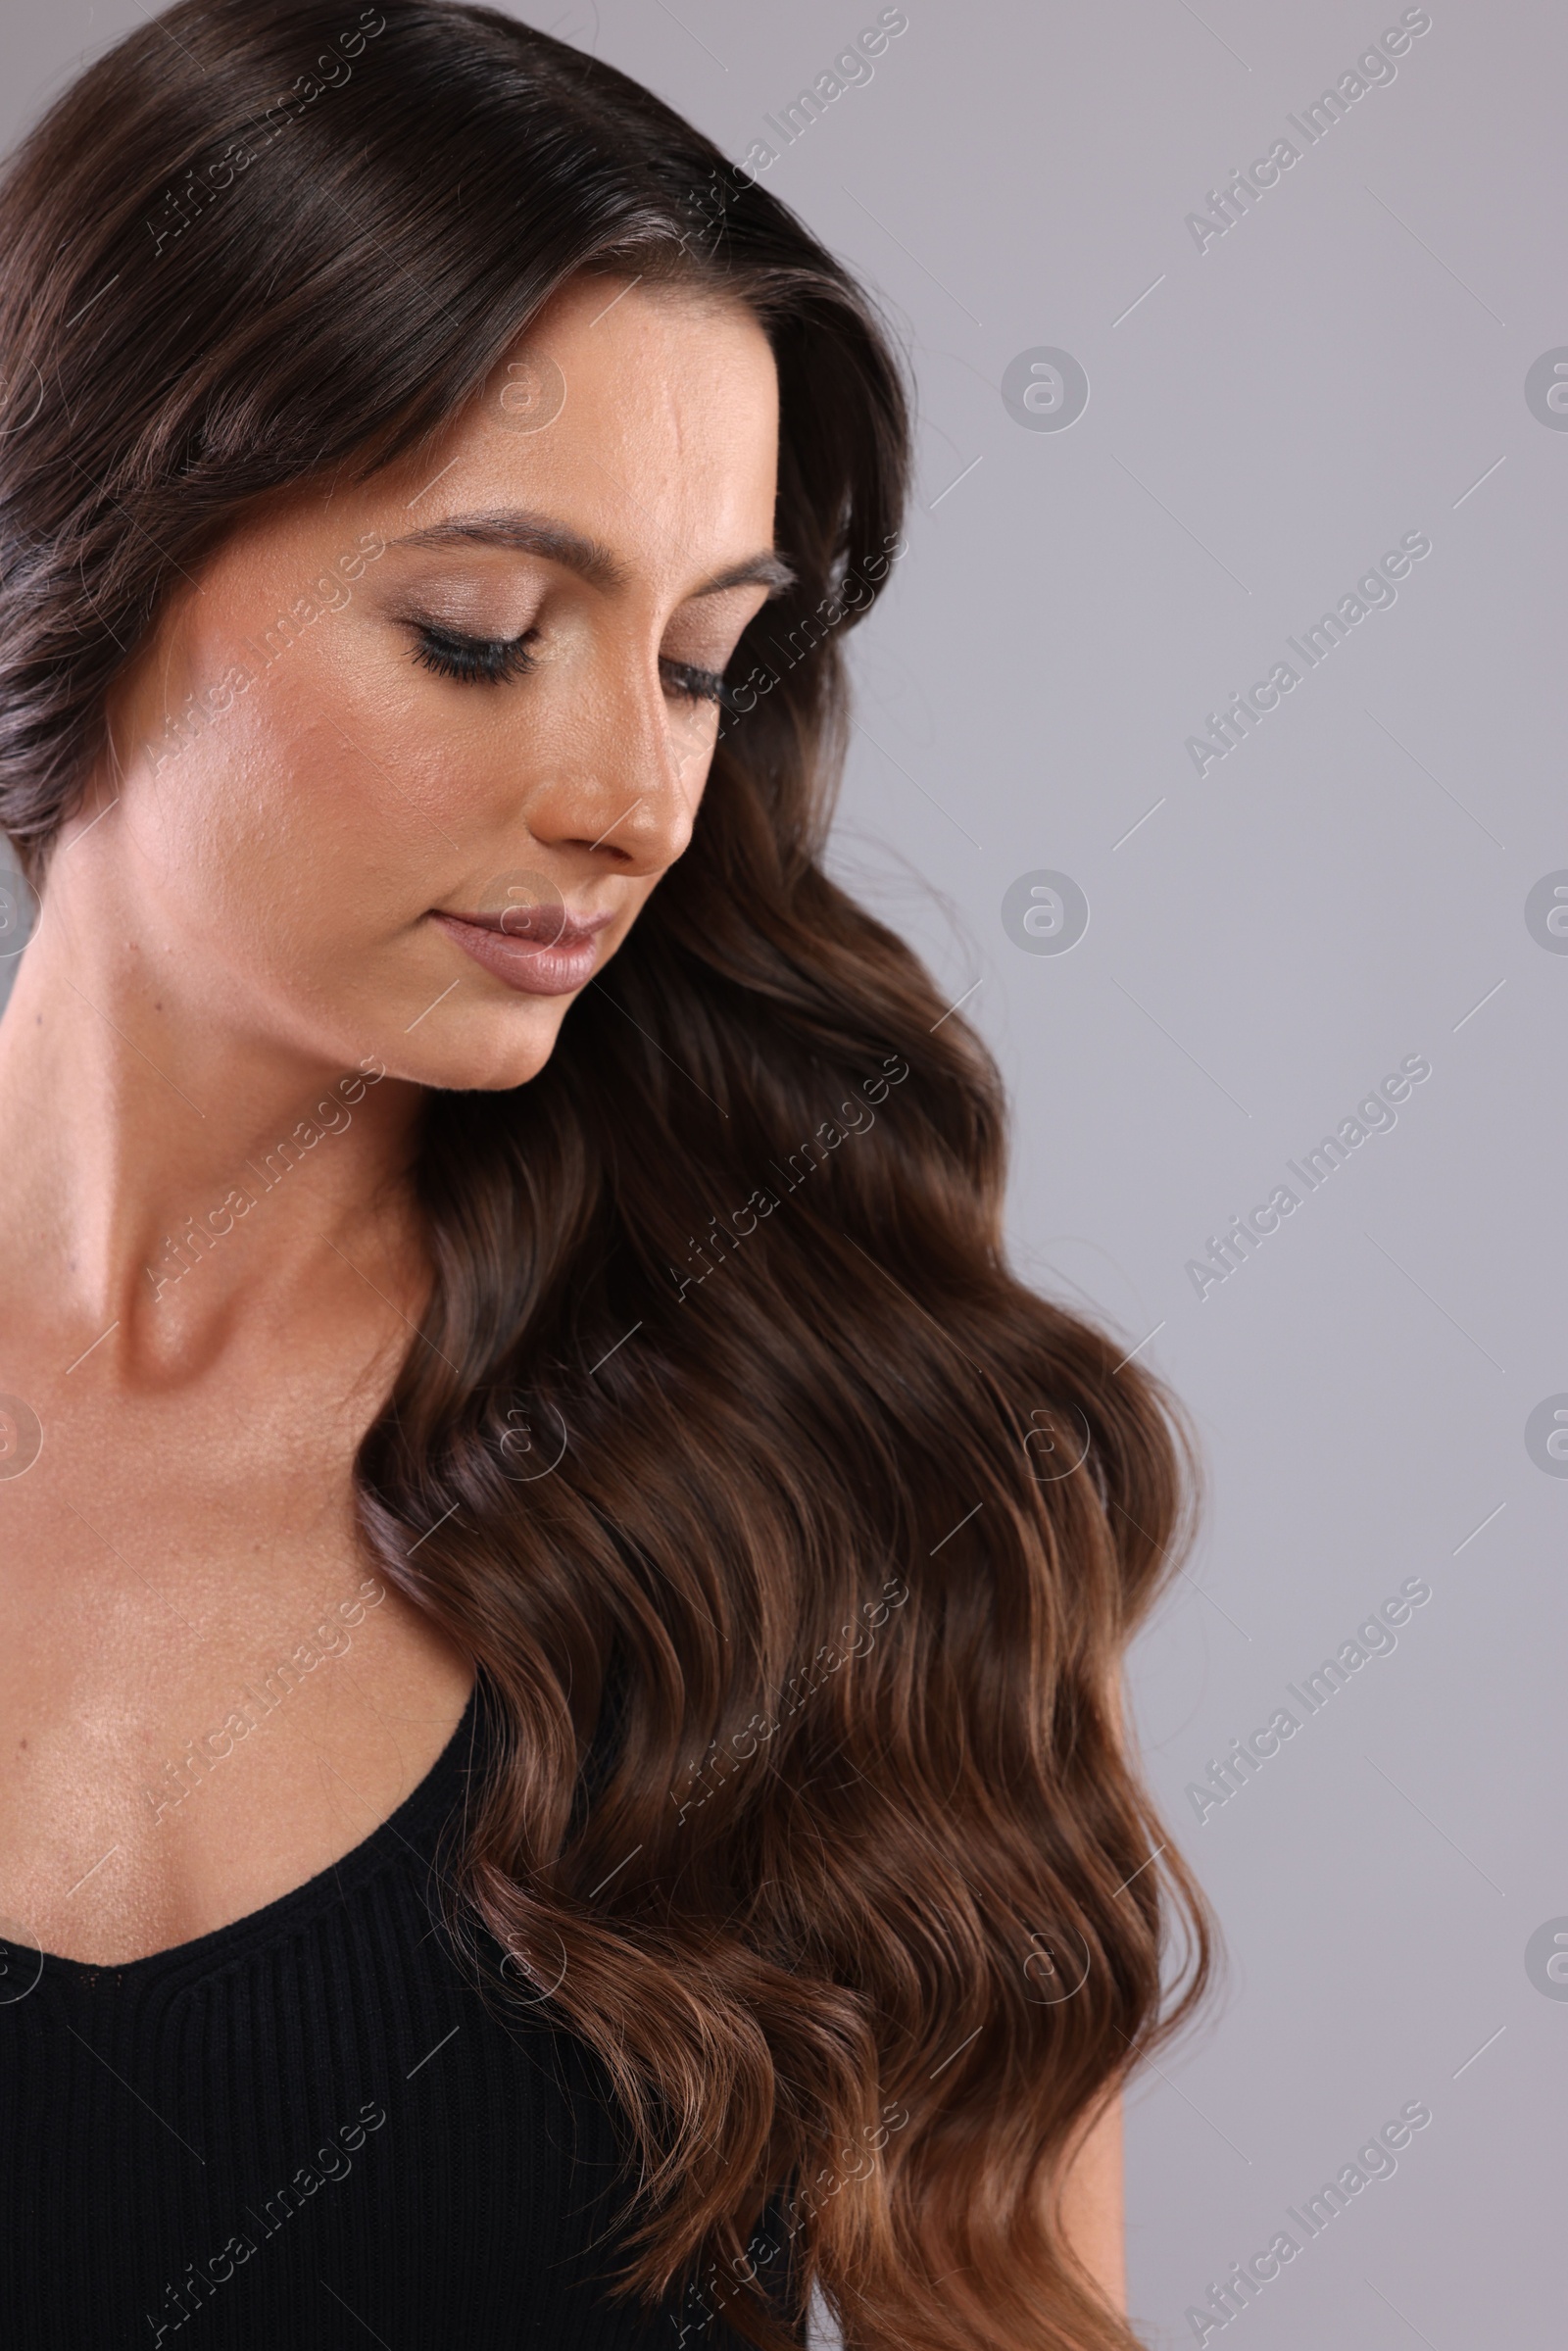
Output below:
[428,903,615,998]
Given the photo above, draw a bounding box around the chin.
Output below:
[411,1019,570,1095]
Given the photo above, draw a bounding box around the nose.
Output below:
[517,653,709,880]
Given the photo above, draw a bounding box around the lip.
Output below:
[430,905,614,997]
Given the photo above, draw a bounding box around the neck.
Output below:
[0,830,426,1378]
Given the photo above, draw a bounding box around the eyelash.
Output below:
[410,623,734,709]
[659,658,735,711]
[412,624,536,685]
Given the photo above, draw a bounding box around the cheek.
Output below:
[125,648,436,980]
[664,700,721,794]
[320,612,570,842]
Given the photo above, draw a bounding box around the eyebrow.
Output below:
[388,508,796,599]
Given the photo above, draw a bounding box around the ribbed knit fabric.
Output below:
[0,1684,802,2348]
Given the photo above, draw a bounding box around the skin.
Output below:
[1060,2094,1127,2317]
[0,268,1123,2305]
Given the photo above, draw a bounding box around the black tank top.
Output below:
[0,1681,804,2347]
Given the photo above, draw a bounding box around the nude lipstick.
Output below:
[429,903,613,997]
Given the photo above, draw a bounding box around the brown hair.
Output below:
[0,5,1213,2343]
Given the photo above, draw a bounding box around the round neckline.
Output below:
[23,1680,484,1989]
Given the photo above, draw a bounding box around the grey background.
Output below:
[1,2,1556,2342]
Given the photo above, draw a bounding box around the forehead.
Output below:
[398,275,782,589]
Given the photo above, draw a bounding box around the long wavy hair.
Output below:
[0,4,1213,2344]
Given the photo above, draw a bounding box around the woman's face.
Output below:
[94,273,786,1090]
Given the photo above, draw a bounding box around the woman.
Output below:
[0,4,1211,2345]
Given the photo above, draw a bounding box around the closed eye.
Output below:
[411,621,537,684]
[659,659,735,710]
[410,620,737,710]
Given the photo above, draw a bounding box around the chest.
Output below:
[0,1364,471,1964]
